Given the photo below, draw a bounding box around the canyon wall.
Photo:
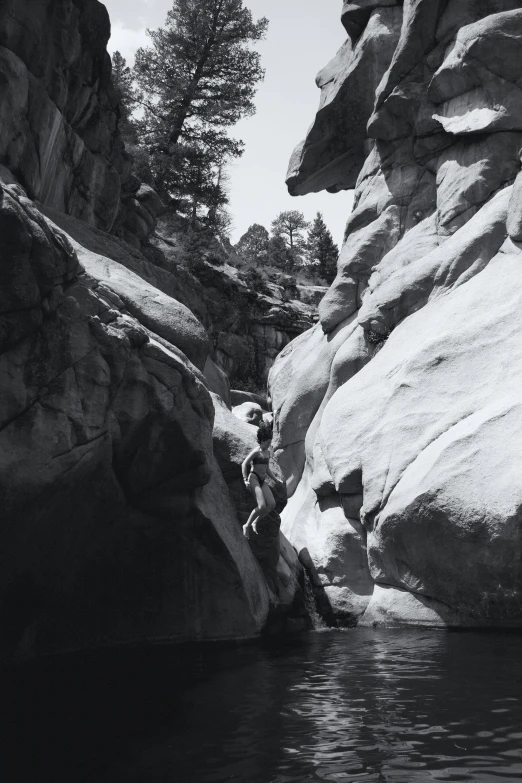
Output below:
[152,240,319,389]
[0,0,304,662]
[0,0,164,250]
[271,0,522,627]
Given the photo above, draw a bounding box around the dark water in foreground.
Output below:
[4,630,522,782]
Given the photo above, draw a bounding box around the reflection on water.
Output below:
[4,630,522,782]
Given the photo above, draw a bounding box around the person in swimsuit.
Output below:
[241,422,278,538]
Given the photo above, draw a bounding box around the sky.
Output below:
[103,0,354,247]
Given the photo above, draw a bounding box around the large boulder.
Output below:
[286,6,403,196]
[271,0,522,627]
[232,401,265,426]
[58,228,211,372]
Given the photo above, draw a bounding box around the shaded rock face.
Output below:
[287,3,403,195]
[40,202,314,396]
[271,0,522,628]
[0,178,304,661]
[0,1,305,661]
[153,242,317,388]
[193,266,315,387]
[0,0,163,249]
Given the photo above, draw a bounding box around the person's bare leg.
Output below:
[261,483,276,514]
[243,475,266,537]
[253,483,275,533]
[251,508,261,534]
[243,507,261,538]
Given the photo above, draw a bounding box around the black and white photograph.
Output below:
[2,1,522,781]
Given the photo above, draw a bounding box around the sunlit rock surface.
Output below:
[271,0,522,627]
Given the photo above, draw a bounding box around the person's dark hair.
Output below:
[257,421,273,445]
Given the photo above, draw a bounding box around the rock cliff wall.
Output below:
[0,0,163,250]
[0,1,305,662]
[0,0,316,394]
[271,0,522,627]
[152,237,318,389]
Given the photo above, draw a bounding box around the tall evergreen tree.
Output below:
[111,51,138,144]
[271,210,310,254]
[306,212,339,283]
[133,0,267,228]
[267,234,294,273]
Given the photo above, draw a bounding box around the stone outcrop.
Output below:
[287,3,403,195]
[0,1,306,662]
[0,179,305,661]
[272,0,522,627]
[154,236,319,387]
[0,0,164,250]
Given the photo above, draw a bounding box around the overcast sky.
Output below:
[103,0,353,247]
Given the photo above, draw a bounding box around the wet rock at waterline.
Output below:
[271,0,522,628]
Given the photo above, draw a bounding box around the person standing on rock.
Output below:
[242,422,277,538]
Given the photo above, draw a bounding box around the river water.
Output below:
[5,630,522,782]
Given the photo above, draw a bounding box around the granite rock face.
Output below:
[0,0,314,394]
[0,1,305,662]
[154,238,318,387]
[287,5,403,196]
[0,177,304,661]
[272,0,522,627]
[0,0,163,249]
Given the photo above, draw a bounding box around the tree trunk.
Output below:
[191,196,198,228]
[168,0,225,146]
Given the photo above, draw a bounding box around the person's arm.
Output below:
[242,448,258,484]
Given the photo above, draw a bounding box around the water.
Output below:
[4,630,522,782]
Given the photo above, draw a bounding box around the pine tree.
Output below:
[133,0,267,226]
[111,51,138,145]
[306,212,339,283]
[267,234,294,273]
[271,210,310,267]
[235,224,269,263]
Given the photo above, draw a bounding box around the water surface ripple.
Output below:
[5,629,522,782]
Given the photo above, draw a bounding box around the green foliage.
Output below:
[273,272,299,302]
[125,143,155,187]
[306,212,339,283]
[237,267,270,295]
[366,328,390,356]
[179,227,227,274]
[271,210,310,255]
[235,223,269,263]
[267,234,295,273]
[111,51,138,145]
[133,0,268,230]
